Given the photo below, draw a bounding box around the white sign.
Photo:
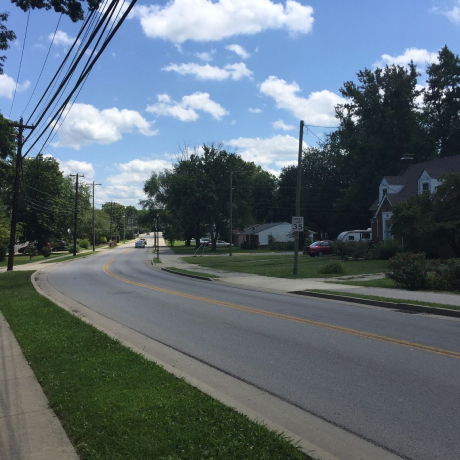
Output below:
[292,216,304,232]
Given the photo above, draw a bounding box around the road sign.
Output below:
[292,216,304,232]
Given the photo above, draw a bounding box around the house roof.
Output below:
[374,154,460,214]
[239,222,289,235]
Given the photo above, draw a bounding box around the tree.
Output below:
[424,46,460,158]
[0,12,16,74]
[101,202,125,239]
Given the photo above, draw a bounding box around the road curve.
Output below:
[45,241,460,460]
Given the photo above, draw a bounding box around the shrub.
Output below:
[445,258,460,291]
[426,258,460,291]
[0,244,7,262]
[68,245,81,253]
[24,244,38,260]
[240,241,258,250]
[318,260,345,275]
[333,240,371,260]
[386,252,427,290]
[268,235,294,251]
[370,240,403,260]
[100,236,107,244]
[40,247,52,258]
[79,239,90,249]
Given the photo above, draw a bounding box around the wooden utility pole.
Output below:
[229,168,233,257]
[92,181,101,251]
[70,173,84,256]
[110,201,113,245]
[293,120,304,275]
[7,117,35,271]
[156,213,160,260]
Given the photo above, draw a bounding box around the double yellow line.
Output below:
[103,258,460,359]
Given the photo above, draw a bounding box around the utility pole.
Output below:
[156,213,160,260]
[123,213,126,243]
[293,120,304,275]
[70,173,84,256]
[229,168,233,257]
[110,201,113,246]
[7,117,34,271]
[92,181,101,251]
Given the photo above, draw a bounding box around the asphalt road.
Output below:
[46,239,460,460]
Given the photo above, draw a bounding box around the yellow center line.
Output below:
[103,258,460,359]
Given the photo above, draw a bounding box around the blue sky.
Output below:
[1,0,459,207]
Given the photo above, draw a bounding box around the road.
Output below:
[45,238,460,460]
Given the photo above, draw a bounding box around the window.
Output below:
[382,188,387,196]
[362,233,371,239]
[422,182,429,193]
[348,235,355,241]
[321,242,329,246]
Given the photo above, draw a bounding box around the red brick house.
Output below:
[370,154,460,243]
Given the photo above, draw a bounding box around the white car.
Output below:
[206,240,231,248]
[135,240,145,248]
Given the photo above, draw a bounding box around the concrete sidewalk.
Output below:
[157,241,460,307]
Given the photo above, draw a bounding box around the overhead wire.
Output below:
[9,9,31,118]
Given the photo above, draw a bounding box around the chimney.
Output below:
[401,153,415,172]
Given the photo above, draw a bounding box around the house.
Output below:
[233,222,316,248]
[370,154,460,242]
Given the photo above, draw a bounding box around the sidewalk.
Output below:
[157,241,460,307]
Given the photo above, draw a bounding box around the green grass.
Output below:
[0,253,62,267]
[171,241,279,256]
[182,254,389,279]
[306,289,460,311]
[327,278,397,288]
[42,251,99,263]
[0,271,310,460]
[164,267,220,278]
[151,257,161,263]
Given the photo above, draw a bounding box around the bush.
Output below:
[332,240,371,260]
[425,258,460,291]
[40,247,52,258]
[386,252,427,290]
[370,240,403,260]
[100,236,107,244]
[0,244,7,262]
[240,241,258,250]
[24,244,38,260]
[79,239,90,249]
[68,245,81,253]
[318,260,345,275]
[268,235,294,250]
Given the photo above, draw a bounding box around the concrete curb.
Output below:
[160,267,217,282]
[289,290,460,318]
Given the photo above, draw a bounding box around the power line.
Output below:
[9,9,31,118]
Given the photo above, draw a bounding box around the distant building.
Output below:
[370,154,460,242]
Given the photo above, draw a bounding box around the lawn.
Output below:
[42,251,99,263]
[0,253,62,267]
[182,254,389,279]
[0,271,310,460]
[170,240,281,255]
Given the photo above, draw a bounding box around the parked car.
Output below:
[186,238,211,245]
[18,241,52,253]
[205,240,232,248]
[303,240,334,257]
[146,232,150,235]
[52,240,69,252]
[135,240,145,248]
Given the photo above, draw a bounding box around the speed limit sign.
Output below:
[292,216,304,232]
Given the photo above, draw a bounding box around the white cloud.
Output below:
[227,134,307,169]
[52,103,158,150]
[260,76,343,126]
[51,30,80,47]
[249,107,262,113]
[196,50,215,62]
[131,0,314,43]
[432,1,460,25]
[226,44,250,59]
[272,119,294,131]
[374,47,439,68]
[162,62,252,80]
[146,92,228,121]
[0,74,30,99]
[33,43,45,50]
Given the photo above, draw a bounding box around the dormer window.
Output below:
[422,182,429,193]
[382,188,387,196]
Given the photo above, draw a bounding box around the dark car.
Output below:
[303,240,335,257]
[52,240,69,252]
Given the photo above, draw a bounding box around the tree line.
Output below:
[143,46,460,252]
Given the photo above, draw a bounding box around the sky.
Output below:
[1,0,459,207]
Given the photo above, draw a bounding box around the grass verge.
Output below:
[164,267,220,278]
[182,254,389,279]
[151,257,161,263]
[0,271,309,460]
[42,251,99,264]
[171,241,278,256]
[0,253,62,267]
[306,289,460,311]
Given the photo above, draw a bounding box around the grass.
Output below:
[0,271,310,460]
[182,254,389,279]
[151,257,161,263]
[306,289,460,311]
[0,253,62,267]
[164,267,220,279]
[42,251,99,263]
[170,241,279,256]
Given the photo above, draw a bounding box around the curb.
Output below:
[161,267,217,282]
[289,290,460,318]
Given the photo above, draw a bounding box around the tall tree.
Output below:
[424,45,460,158]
